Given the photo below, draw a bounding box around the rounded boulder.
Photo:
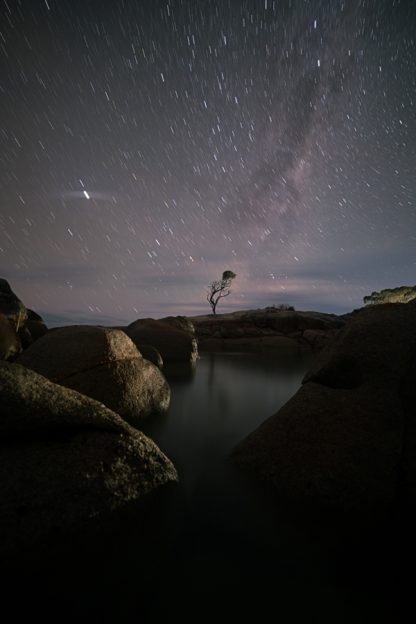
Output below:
[16,325,170,425]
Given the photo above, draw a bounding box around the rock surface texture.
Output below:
[191,309,344,352]
[0,313,21,360]
[0,278,27,326]
[233,302,416,513]
[25,308,48,343]
[0,361,177,552]
[17,325,170,424]
[0,279,47,357]
[126,316,198,363]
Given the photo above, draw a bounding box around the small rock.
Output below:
[126,318,198,363]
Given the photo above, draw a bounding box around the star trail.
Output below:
[1,0,415,324]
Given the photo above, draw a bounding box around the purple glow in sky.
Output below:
[1,0,415,324]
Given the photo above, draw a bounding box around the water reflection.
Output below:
[136,352,400,623]
[163,359,197,383]
[142,350,314,490]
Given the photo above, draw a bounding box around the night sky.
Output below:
[1,0,415,325]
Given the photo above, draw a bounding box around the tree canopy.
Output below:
[363,285,416,305]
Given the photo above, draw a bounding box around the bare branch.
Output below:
[206,270,236,314]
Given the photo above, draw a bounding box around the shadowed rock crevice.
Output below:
[303,353,362,389]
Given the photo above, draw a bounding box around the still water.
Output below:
[145,351,314,491]
[7,351,404,622]
[135,352,398,623]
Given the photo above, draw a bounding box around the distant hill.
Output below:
[363,285,416,306]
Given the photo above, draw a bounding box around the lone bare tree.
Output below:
[207,270,236,315]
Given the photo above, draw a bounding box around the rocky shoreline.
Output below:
[3,275,416,552]
[190,307,346,352]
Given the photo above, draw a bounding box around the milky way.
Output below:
[1,0,415,324]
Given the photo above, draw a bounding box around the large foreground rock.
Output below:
[126,317,198,363]
[0,361,177,552]
[233,302,416,513]
[17,326,170,424]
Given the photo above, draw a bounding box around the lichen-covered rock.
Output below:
[233,302,416,513]
[0,361,177,552]
[17,326,170,424]
[126,318,198,363]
